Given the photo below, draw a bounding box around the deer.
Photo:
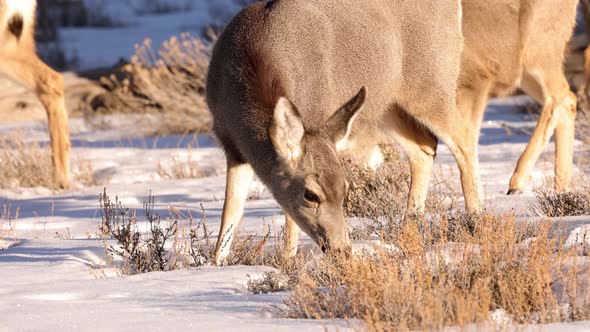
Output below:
[578,0,590,110]
[0,0,70,188]
[459,0,579,196]
[207,0,469,264]
[355,0,579,200]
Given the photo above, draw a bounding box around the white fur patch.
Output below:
[273,97,304,161]
[2,0,35,36]
[368,146,384,170]
[4,0,36,22]
[335,112,359,151]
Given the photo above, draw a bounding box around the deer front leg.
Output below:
[285,214,300,257]
[0,54,71,188]
[214,158,254,265]
[35,59,71,189]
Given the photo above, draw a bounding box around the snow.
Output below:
[0,1,588,330]
[0,93,588,330]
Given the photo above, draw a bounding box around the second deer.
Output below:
[0,0,71,188]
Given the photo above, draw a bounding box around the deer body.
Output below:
[207,0,469,263]
[0,0,70,188]
[347,0,579,210]
[459,0,578,194]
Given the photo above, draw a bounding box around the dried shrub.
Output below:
[0,203,19,240]
[90,34,212,136]
[342,144,410,219]
[247,271,289,294]
[99,189,301,278]
[0,130,103,189]
[533,184,590,217]
[0,131,57,189]
[157,149,204,180]
[73,156,100,187]
[283,213,590,330]
[342,144,461,242]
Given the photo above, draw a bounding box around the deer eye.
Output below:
[303,189,321,204]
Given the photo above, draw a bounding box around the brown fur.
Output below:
[353,0,578,196]
[458,0,578,193]
[207,0,467,263]
[0,0,70,188]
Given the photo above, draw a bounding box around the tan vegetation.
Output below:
[342,145,410,219]
[0,203,19,240]
[283,213,590,330]
[0,131,57,189]
[90,34,212,136]
[0,131,100,189]
[99,189,298,275]
[73,156,100,187]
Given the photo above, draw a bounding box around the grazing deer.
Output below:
[0,0,70,188]
[459,0,579,195]
[207,0,469,264]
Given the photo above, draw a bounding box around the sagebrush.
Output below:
[284,212,590,330]
[90,34,212,136]
[0,131,100,189]
[534,183,590,217]
[99,189,300,276]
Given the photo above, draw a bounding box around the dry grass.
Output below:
[0,131,57,189]
[99,188,299,276]
[90,34,212,136]
[0,203,19,240]
[73,156,100,187]
[282,146,590,330]
[283,213,590,330]
[156,148,204,180]
[0,130,102,189]
[533,183,590,217]
[343,144,461,241]
[342,144,410,220]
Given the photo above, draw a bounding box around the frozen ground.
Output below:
[0,95,589,331]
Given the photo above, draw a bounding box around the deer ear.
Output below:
[324,87,366,151]
[270,97,305,161]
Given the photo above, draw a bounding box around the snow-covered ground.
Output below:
[0,1,589,330]
[0,95,589,331]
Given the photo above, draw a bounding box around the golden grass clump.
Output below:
[156,149,204,180]
[0,130,101,189]
[283,213,590,330]
[91,33,212,135]
[0,131,57,189]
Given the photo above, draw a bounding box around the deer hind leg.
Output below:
[214,155,254,265]
[413,103,483,214]
[509,71,576,193]
[0,54,71,188]
[383,108,438,213]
